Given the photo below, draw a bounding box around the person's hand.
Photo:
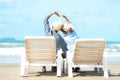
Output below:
[49,11,60,17]
[54,11,60,16]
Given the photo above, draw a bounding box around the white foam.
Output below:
[0,47,25,56]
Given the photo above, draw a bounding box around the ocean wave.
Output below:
[0,47,25,56]
[0,42,120,63]
[0,47,120,63]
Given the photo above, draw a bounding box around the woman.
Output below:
[60,14,80,72]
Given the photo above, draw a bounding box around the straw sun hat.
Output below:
[52,20,64,31]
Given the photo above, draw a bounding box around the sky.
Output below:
[0,0,120,41]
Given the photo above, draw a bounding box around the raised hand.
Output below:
[49,11,60,17]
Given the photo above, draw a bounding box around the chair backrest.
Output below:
[73,39,105,64]
[25,36,56,63]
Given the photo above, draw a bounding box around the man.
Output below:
[42,11,68,72]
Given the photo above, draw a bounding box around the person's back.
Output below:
[60,15,78,53]
[63,29,78,46]
[63,28,78,53]
[60,14,80,72]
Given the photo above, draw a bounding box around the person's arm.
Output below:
[49,11,59,17]
[44,11,60,24]
[44,11,59,36]
[61,14,71,24]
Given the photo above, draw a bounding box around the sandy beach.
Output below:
[0,62,120,80]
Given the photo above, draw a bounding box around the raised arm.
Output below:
[61,14,71,24]
[44,11,60,22]
[44,11,60,36]
[49,11,60,17]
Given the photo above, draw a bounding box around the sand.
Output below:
[0,62,120,80]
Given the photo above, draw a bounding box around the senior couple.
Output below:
[42,11,80,73]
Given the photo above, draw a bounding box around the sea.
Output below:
[0,41,120,63]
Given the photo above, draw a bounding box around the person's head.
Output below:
[52,20,64,32]
[61,23,72,34]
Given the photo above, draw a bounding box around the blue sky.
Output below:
[0,0,120,41]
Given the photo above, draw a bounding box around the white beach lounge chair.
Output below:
[20,36,62,77]
[67,39,109,77]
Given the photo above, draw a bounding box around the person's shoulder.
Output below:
[71,29,76,33]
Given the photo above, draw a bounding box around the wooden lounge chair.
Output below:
[20,36,62,77]
[67,39,109,77]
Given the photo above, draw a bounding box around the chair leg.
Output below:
[67,51,73,77]
[103,57,109,77]
[57,58,62,77]
[104,65,109,77]
[68,61,73,77]
[26,63,29,75]
[57,50,63,77]
[20,62,28,77]
[20,63,25,76]
[57,62,62,77]
[20,54,26,76]
[62,58,67,73]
